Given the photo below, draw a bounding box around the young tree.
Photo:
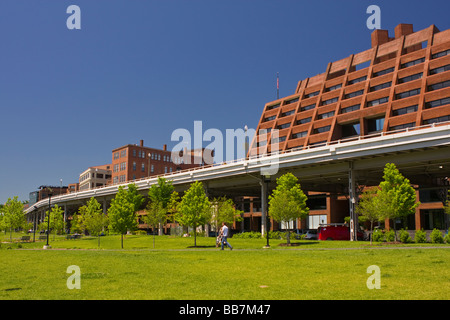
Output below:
[143,201,167,248]
[175,181,212,247]
[3,196,25,242]
[210,196,243,237]
[377,163,419,241]
[125,183,144,213]
[83,197,109,247]
[356,186,383,244]
[108,185,141,248]
[146,177,175,235]
[268,173,309,245]
[47,204,64,240]
[444,189,450,216]
[71,206,86,234]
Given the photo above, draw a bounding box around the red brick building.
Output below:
[248,24,450,231]
[111,140,205,184]
[250,24,450,155]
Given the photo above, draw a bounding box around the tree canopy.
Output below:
[268,173,309,244]
[175,181,211,247]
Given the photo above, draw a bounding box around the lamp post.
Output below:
[44,188,53,249]
[32,206,37,242]
[263,175,271,248]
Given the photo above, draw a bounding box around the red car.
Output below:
[318,224,365,241]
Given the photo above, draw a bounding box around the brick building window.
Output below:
[396,88,420,99]
[392,105,418,116]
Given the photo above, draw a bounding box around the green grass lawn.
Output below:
[1,233,449,300]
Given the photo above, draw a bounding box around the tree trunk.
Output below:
[370,221,373,245]
[121,233,124,249]
[194,223,197,247]
[286,230,291,245]
[98,235,100,248]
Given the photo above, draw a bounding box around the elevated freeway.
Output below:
[25,122,450,239]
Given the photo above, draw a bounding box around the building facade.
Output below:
[250,24,450,155]
[249,24,450,231]
[79,164,112,191]
[111,140,205,184]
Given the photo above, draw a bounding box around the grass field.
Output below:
[1,233,449,300]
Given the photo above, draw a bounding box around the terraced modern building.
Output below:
[250,24,450,156]
[249,23,450,231]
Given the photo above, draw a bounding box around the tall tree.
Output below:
[210,196,243,236]
[46,204,64,240]
[144,201,167,248]
[175,181,211,247]
[125,183,144,213]
[83,197,109,247]
[355,186,383,244]
[3,196,25,242]
[377,163,419,241]
[268,173,309,245]
[108,185,140,248]
[146,177,175,235]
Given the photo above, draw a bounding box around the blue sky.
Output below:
[1,0,449,203]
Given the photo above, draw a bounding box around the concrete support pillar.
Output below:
[261,180,267,237]
[64,204,67,233]
[348,161,359,241]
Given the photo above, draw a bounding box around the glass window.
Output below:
[344,90,364,99]
[425,97,450,109]
[341,123,360,138]
[367,97,389,107]
[373,67,395,77]
[428,80,450,92]
[392,105,418,116]
[431,49,450,59]
[322,97,339,105]
[301,104,316,112]
[314,125,331,134]
[396,88,420,100]
[429,64,450,75]
[296,117,312,125]
[317,111,335,120]
[341,104,360,114]
[292,131,308,139]
[401,57,425,69]
[348,76,367,85]
[369,82,391,92]
[398,73,422,84]
[305,91,319,98]
[367,117,385,133]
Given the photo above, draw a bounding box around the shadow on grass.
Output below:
[278,241,320,247]
[186,245,217,248]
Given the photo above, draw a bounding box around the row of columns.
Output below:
[259,162,359,241]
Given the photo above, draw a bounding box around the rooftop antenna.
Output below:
[277,72,279,99]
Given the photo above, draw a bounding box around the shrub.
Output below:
[233,232,262,239]
[372,229,384,242]
[385,230,396,242]
[444,230,450,244]
[430,229,444,244]
[399,229,412,243]
[414,229,427,243]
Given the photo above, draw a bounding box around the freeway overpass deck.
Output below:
[25,122,450,238]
